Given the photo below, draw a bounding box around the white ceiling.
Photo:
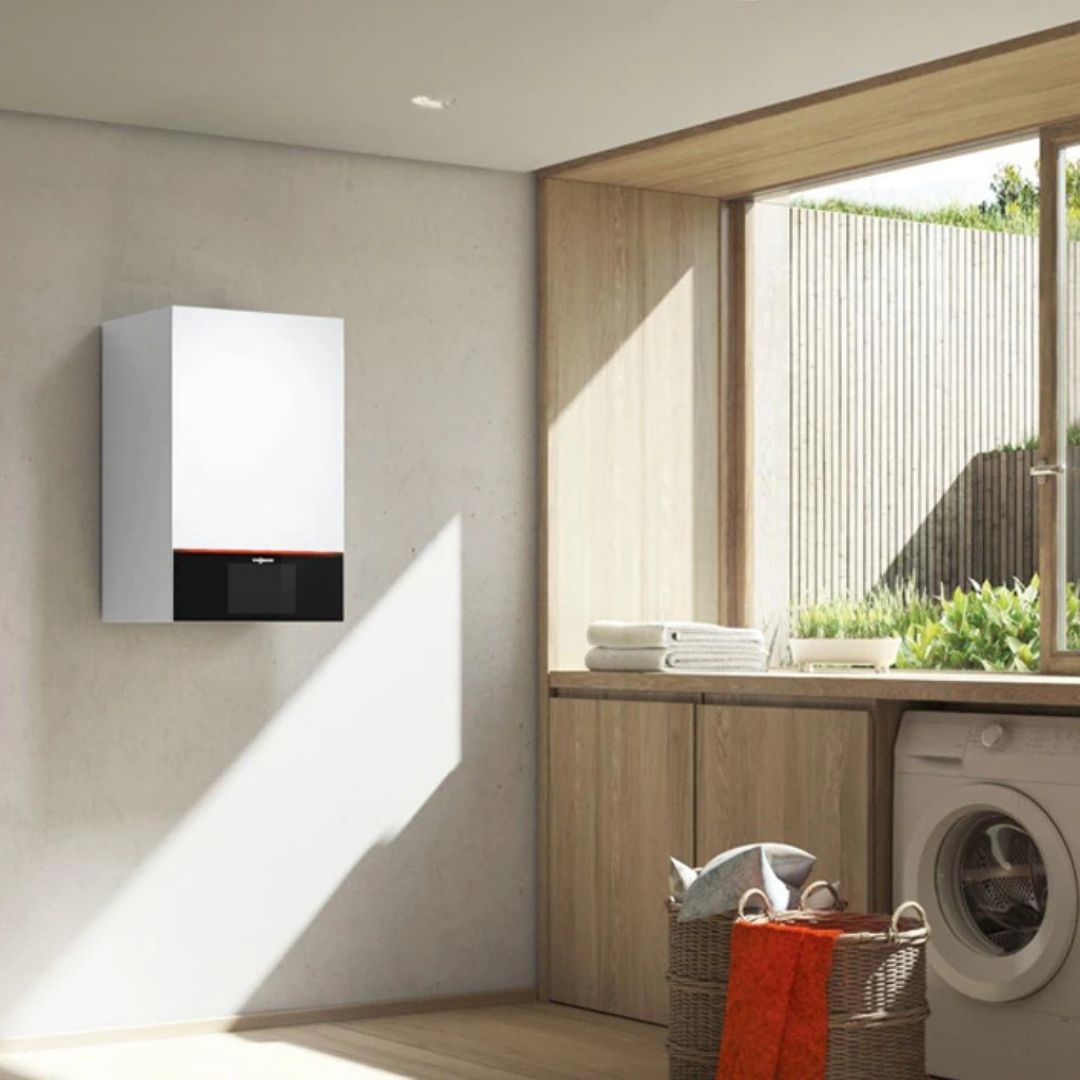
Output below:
[1,1,1078,174]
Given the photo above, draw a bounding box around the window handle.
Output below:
[1030,462,1066,480]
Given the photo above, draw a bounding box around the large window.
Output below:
[751,138,1058,671]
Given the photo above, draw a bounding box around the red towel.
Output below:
[716,921,842,1080]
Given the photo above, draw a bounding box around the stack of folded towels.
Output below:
[585,620,768,673]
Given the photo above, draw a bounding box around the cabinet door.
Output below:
[696,705,872,910]
[548,697,694,1023]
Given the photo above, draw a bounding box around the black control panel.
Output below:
[173,551,343,621]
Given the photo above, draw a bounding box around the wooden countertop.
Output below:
[549,669,1080,708]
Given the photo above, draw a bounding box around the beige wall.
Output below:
[0,111,536,1038]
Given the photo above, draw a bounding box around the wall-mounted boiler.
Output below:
[102,305,344,622]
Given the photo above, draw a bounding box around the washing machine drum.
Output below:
[905,782,1078,1002]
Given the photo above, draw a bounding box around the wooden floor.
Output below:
[0,1004,667,1080]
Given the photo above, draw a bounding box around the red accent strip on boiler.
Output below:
[174,548,343,557]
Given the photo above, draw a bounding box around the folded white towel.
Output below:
[585,645,768,673]
[587,620,764,649]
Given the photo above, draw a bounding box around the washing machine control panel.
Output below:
[898,712,1080,782]
[1002,724,1080,755]
[965,720,1080,757]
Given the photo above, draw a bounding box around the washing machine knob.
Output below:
[980,722,1005,749]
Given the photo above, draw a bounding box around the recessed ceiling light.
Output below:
[411,94,456,111]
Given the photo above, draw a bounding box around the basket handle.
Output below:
[798,880,847,912]
[889,899,929,939]
[737,887,775,920]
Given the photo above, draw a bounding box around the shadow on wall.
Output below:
[0,112,535,1040]
[879,447,1073,595]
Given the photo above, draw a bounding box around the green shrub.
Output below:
[1068,585,1080,652]
[899,579,1039,672]
[794,159,1080,240]
[992,423,1080,453]
[994,435,1039,452]
[791,196,1036,235]
[792,577,1080,672]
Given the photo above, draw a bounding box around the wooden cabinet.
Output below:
[543,694,894,1024]
[696,705,873,910]
[547,697,694,1023]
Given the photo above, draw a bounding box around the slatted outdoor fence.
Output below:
[789,207,1080,603]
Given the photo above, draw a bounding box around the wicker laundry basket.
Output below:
[667,882,930,1080]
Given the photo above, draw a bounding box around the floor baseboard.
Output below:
[0,987,539,1054]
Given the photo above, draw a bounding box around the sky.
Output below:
[795,136,1039,209]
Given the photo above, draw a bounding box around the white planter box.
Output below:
[789,637,900,673]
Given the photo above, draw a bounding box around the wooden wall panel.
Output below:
[546,23,1080,199]
[542,177,720,670]
[547,697,694,1023]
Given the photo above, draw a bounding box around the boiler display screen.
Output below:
[227,561,297,615]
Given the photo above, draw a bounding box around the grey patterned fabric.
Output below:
[669,857,698,901]
[676,843,816,922]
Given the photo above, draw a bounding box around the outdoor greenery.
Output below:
[901,579,1041,672]
[993,421,1080,453]
[794,160,1080,240]
[792,576,1080,673]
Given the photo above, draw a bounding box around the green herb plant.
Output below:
[792,581,934,641]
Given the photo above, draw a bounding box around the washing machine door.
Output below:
[903,781,1078,1002]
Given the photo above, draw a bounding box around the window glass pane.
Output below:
[753,138,1040,672]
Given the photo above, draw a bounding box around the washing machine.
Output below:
[894,711,1080,1079]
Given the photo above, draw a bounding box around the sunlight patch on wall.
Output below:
[1,517,463,1035]
[549,268,711,664]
